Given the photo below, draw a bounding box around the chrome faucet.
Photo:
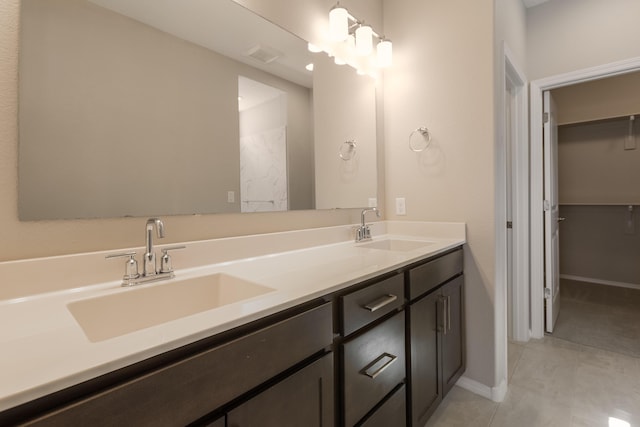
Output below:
[144,218,165,277]
[106,218,185,286]
[356,207,380,242]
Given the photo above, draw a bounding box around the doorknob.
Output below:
[557,217,566,222]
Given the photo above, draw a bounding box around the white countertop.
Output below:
[0,221,465,413]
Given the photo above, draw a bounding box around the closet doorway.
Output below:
[528,58,640,338]
[538,71,640,355]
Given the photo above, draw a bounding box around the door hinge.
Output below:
[544,288,552,299]
[506,221,513,229]
[543,112,549,123]
[543,200,550,211]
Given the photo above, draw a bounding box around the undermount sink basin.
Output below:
[68,273,275,342]
[357,239,435,252]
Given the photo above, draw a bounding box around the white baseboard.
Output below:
[560,274,640,291]
[456,376,507,402]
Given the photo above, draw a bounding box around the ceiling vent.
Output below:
[244,44,282,64]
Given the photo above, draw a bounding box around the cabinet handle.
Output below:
[363,294,397,312]
[446,295,452,333]
[362,353,397,379]
[438,295,447,333]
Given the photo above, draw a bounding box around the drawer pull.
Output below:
[362,353,397,379]
[363,294,398,312]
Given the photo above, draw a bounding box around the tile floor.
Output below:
[425,280,640,427]
[553,280,640,358]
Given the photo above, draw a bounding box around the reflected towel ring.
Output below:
[339,139,357,160]
[409,127,431,152]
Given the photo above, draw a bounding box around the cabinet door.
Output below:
[442,276,465,396]
[359,385,406,427]
[408,291,442,427]
[227,353,334,427]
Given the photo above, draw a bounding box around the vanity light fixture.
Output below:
[376,38,393,68]
[312,3,393,76]
[355,24,373,56]
[307,42,322,53]
[329,3,349,41]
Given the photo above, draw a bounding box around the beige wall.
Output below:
[496,0,527,68]
[553,72,640,125]
[559,120,640,204]
[0,0,374,261]
[560,205,640,285]
[558,119,640,282]
[313,53,377,209]
[527,0,640,80]
[383,0,497,388]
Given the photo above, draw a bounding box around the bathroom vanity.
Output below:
[0,222,465,426]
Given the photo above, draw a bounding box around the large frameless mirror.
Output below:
[18,0,378,220]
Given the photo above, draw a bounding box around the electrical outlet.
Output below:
[368,198,377,208]
[395,197,406,215]
[227,191,235,203]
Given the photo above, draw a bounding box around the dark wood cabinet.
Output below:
[342,311,405,426]
[202,416,225,427]
[227,353,334,427]
[340,273,404,337]
[3,245,466,427]
[16,302,333,427]
[359,385,406,427]
[406,248,465,427]
[442,276,465,396]
[408,291,442,426]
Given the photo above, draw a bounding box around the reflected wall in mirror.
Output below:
[18,0,378,220]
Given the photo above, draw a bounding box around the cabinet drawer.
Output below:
[343,311,405,427]
[227,353,334,427]
[408,248,462,300]
[341,273,404,336]
[360,385,406,427]
[26,302,333,427]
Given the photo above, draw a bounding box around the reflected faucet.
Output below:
[356,207,380,242]
[144,218,165,277]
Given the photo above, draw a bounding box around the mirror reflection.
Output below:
[18,0,377,220]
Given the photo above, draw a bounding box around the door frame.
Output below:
[502,45,530,343]
[529,56,640,338]
[489,43,529,402]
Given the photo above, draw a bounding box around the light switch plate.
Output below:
[227,191,235,203]
[395,197,406,215]
[368,198,377,207]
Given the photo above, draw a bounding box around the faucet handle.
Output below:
[106,252,140,282]
[160,246,186,274]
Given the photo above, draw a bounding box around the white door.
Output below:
[505,85,514,340]
[543,91,560,333]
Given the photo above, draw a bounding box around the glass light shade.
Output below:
[376,39,393,68]
[307,42,322,53]
[329,7,349,41]
[355,25,373,56]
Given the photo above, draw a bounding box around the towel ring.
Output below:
[339,140,357,161]
[409,127,431,152]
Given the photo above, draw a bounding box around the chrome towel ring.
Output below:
[409,127,431,152]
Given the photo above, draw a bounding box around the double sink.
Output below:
[67,238,434,343]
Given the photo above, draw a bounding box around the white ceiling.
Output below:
[88,0,313,88]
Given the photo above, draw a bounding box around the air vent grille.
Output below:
[244,45,282,64]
